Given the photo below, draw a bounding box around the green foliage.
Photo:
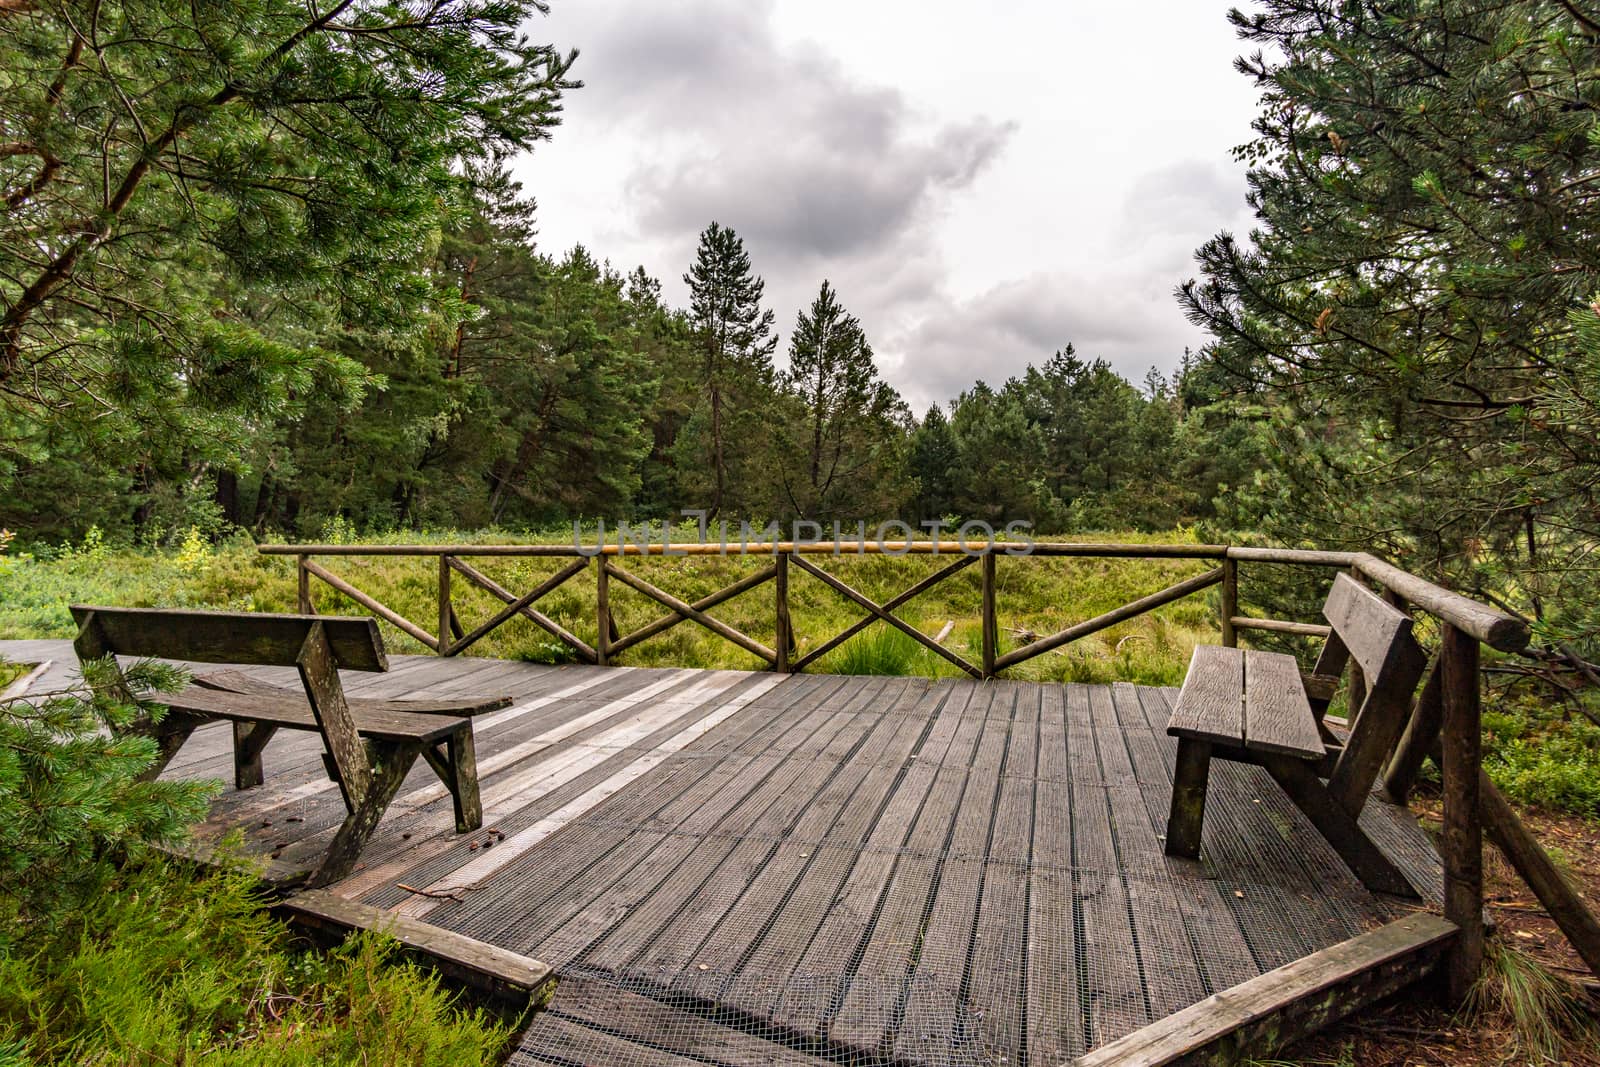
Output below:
[1181,0,1600,651]
[1466,941,1599,1064]
[679,222,779,519]
[0,856,516,1065]
[1482,699,1600,817]
[0,657,217,941]
[775,281,912,520]
[0,0,576,479]
[824,625,933,677]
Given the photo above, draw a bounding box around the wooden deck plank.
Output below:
[828,682,988,1057]
[1065,684,1150,1048]
[568,681,896,975]
[718,681,938,1020]
[1119,684,1263,995]
[541,975,836,1066]
[515,1013,711,1067]
[390,673,785,916]
[433,677,856,954]
[320,670,772,904]
[438,675,857,953]
[769,681,981,1040]
[963,683,1039,1062]
[1092,686,1209,1027]
[658,688,915,990]
[893,686,1013,1064]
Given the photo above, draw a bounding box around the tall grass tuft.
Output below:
[824,625,930,676]
[1465,941,1599,1064]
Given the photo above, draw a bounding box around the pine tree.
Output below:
[0,658,216,944]
[1179,0,1600,641]
[908,405,959,524]
[777,281,909,519]
[681,223,777,519]
[0,0,577,501]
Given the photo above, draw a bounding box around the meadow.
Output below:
[0,526,1233,687]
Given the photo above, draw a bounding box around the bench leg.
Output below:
[1166,738,1212,860]
[1260,754,1418,898]
[420,730,482,834]
[232,721,279,789]
[308,743,420,889]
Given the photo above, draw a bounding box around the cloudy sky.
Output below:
[515,1,1263,411]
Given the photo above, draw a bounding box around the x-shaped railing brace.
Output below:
[788,553,982,677]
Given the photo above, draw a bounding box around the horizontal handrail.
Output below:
[259,540,1231,558]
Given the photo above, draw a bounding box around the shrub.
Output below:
[0,658,217,946]
[0,856,518,1065]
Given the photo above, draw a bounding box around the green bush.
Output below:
[1483,702,1600,818]
[0,857,518,1065]
[0,658,217,942]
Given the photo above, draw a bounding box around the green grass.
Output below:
[0,527,1222,686]
[0,855,519,1065]
[1465,941,1599,1064]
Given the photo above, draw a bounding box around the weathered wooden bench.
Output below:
[1164,573,1427,897]
[70,604,511,887]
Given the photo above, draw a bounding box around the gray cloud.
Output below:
[887,272,1198,410]
[628,116,1013,259]
[1121,160,1251,245]
[525,2,1255,412]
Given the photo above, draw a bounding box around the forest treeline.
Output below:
[2,0,1598,650]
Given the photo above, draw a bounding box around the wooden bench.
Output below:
[1164,574,1427,897]
[70,604,511,887]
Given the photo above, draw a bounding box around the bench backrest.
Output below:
[1321,574,1423,690]
[1317,573,1429,812]
[69,605,387,672]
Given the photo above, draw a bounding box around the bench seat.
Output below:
[183,669,509,744]
[1167,645,1324,759]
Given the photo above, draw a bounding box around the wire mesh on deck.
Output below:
[395,676,1439,1067]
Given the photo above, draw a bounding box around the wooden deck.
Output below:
[5,641,1445,1066]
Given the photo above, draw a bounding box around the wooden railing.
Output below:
[257,539,1600,996]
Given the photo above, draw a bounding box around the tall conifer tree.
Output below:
[778,280,908,519]
[681,222,776,518]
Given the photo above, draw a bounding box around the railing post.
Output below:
[437,555,452,656]
[1440,622,1484,1001]
[1220,556,1238,647]
[775,551,792,673]
[981,548,998,678]
[297,555,314,613]
[596,556,611,667]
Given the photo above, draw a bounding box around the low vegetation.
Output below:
[0,857,518,1066]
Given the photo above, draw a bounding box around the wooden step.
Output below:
[1074,913,1458,1066]
[277,888,552,1004]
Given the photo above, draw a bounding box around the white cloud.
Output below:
[519,0,1261,409]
